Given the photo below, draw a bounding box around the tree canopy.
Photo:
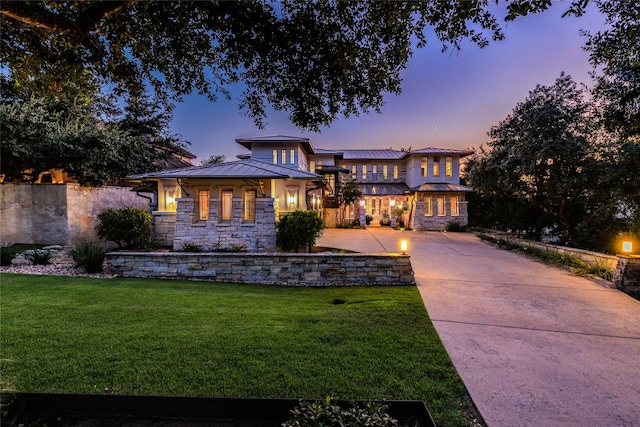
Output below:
[1,0,599,131]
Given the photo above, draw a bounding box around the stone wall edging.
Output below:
[106,252,415,287]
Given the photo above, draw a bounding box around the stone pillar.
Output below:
[613,255,640,296]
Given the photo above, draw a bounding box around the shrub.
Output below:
[445,222,465,232]
[71,242,110,273]
[179,242,204,252]
[276,210,324,252]
[96,207,152,249]
[0,246,20,266]
[24,249,52,265]
[283,398,399,427]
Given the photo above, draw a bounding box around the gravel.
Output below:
[0,246,116,279]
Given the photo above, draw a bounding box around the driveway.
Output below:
[316,228,640,427]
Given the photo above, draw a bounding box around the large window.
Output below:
[198,190,210,221]
[221,190,233,221]
[272,149,278,164]
[433,157,441,177]
[421,157,428,177]
[243,190,256,221]
[445,156,453,177]
[424,195,433,216]
[362,165,367,180]
[450,196,459,216]
[383,165,388,179]
[437,196,445,216]
[393,165,398,179]
[310,160,315,173]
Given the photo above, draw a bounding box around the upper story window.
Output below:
[393,165,398,179]
[421,157,428,177]
[310,160,315,173]
[433,157,441,177]
[362,165,367,180]
[383,165,388,179]
[221,189,233,221]
[272,149,278,164]
[290,149,295,165]
[281,149,286,165]
[445,156,453,177]
[198,190,210,221]
[351,165,357,179]
[372,165,378,179]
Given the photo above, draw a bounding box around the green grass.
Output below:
[0,274,479,426]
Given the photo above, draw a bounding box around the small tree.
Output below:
[276,210,324,253]
[338,179,362,225]
[96,207,152,249]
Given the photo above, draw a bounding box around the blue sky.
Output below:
[170,3,608,163]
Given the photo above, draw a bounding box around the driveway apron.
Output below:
[317,228,640,427]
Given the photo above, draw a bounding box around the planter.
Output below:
[3,393,436,427]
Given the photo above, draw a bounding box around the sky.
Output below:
[170,3,609,163]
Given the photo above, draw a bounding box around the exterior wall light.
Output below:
[166,196,174,205]
[622,241,633,253]
[400,239,408,255]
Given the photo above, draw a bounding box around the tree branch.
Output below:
[76,1,139,33]
[1,1,86,44]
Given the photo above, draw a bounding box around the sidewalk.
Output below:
[317,228,640,427]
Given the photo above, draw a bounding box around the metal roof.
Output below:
[332,149,407,160]
[235,135,316,154]
[407,183,474,193]
[359,183,410,196]
[410,147,474,157]
[127,159,323,181]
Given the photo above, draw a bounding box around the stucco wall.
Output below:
[106,252,415,286]
[0,183,149,245]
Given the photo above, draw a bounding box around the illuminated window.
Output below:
[421,157,428,177]
[383,165,388,179]
[317,160,322,169]
[393,165,398,179]
[198,190,210,221]
[286,187,298,209]
[437,196,445,216]
[424,196,433,216]
[450,196,459,216]
[243,190,256,221]
[272,149,278,164]
[351,165,357,179]
[221,190,233,221]
[362,165,367,180]
[433,157,441,177]
[372,165,378,179]
[281,149,286,164]
[310,160,315,173]
[446,157,453,177]
[290,149,295,164]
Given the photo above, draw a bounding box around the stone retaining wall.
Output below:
[106,252,415,286]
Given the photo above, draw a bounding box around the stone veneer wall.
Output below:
[106,252,415,286]
[613,256,640,295]
[152,212,176,246]
[411,196,469,230]
[172,197,276,252]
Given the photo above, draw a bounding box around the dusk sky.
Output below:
[170,3,609,163]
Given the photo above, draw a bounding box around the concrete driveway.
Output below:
[316,228,640,427]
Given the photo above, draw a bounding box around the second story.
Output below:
[234,135,473,188]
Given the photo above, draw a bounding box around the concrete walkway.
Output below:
[316,228,640,427]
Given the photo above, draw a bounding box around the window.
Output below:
[281,149,286,165]
[446,156,453,177]
[272,149,278,164]
[383,165,388,179]
[221,190,233,221]
[393,165,398,179]
[243,190,256,221]
[450,196,459,216]
[372,165,378,179]
[437,196,445,216]
[317,160,322,169]
[351,165,357,179]
[198,190,210,221]
[421,157,428,177]
[310,160,315,173]
[433,157,441,177]
[362,165,367,180]
[424,195,433,216]
[290,149,295,165]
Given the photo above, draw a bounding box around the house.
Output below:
[129,135,473,252]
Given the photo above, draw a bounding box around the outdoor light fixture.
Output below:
[400,240,408,255]
[166,196,174,205]
[622,241,633,253]
[390,200,396,207]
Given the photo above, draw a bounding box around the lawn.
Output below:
[0,273,480,426]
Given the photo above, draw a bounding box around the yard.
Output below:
[0,273,480,426]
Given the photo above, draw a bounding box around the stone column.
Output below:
[613,255,640,296]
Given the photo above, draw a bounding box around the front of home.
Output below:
[129,135,473,251]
